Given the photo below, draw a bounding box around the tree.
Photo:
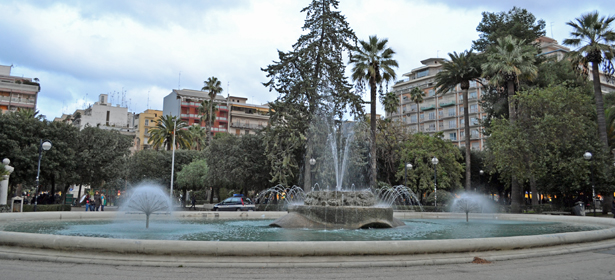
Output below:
[262,0,362,188]
[176,159,209,206]
[381,91,400,116]
[472,7,546,52]
[350,35,398,188]
[409,87,425,132]
[563,11,615,151]
[187,124,207,151]
[482,35,538,212]
[434,50,482,191]
[202,77,223,144]
[148,115,191,151]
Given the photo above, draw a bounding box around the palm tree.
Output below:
[409,87,425,133]
[381,91,400,117]
[434,50,482,191]
[563,11,615,150]
[350,35,398,187]
[148,115,191,151]
[188,124,207,151]
[197,99,218,142]
[202,77,223,143]
[482,35,538,213]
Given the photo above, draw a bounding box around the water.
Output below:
[118,184,174,228]
[450,193,497,222]
[1,219,605,241]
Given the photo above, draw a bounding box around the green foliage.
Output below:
[424,190,454,206]
[472,7,546,52]
[398,133,463,198]
[177,159,209,191]
[77,126,132,188]
[148,115,191,150]
[563,11,615,73]
[202,76,223,143]
[380,91,400,115]
[126,149,204,189]
[482,35,538,89]
[22,204,71,212]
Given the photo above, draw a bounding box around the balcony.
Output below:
[231,122,266,130]
[420,105,435,111]
[439,101,456,107]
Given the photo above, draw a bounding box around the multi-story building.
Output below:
[73,94,135,131]
[389,58,486,150]
[163,89,270,136]
[133,109,163,150]
[0,65,39,114]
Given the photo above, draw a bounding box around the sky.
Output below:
[0,0,612,120]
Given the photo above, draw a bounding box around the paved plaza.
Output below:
[2,247,615,280]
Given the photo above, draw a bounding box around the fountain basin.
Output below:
[270,205,404,229]
[1,211,614,258]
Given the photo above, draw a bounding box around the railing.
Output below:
[439,101,456,107]
[232,122,265,130]
[420,105,435,111]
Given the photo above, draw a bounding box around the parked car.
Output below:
[213,195,255,211]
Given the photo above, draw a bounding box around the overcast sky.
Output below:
[0,0,611,120]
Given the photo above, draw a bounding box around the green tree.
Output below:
[350,35,398,188]
[262,0,362,188]
[409,87,425,132]
[177,159,209,206]
[482,35,538,212]
[472,7,546,52]
[398,133,463,203]
[381,91,400,116]
[148,115,191,150]
[202,77,223,144]
[435,50,482,191]
[187,124,207,151]
[563,11,615,151]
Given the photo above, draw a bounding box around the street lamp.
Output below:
[405,163,412,191]
[479,170,484,193]
[431,157,439,208]
[170,117,177,203]
[308,158,316,192]
[583,151,596,217]
[34,140,52,212]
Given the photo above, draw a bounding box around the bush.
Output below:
[22,204,71,212]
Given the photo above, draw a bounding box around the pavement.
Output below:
[70,204,217,212]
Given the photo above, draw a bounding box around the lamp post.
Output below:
[170,117,177,203]
[583,151,595,217]
[34,140,52,212]
[479,170,484,193]
[309,158,316,192]
[405,163,412,191]
[431,157,439,208]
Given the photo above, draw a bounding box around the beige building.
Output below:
[389,58,486,150]
[0,65,39,114]
[227,96,270,135]
[133,109,163,150]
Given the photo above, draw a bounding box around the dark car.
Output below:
[213,196,255,211]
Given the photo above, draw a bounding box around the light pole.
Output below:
[583,151,596,217]
[309,158,316,192]
[34,140,52,212]
[170,117,177,203]
[431,157,439,208]
[404,163,412,190]
[479,170,484,193]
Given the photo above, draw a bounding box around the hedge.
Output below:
[22,204,72,212]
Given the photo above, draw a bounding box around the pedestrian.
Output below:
[85,194,90,212]
[101,193,105,211]
[190,196,196,210]
[94,191,102,211]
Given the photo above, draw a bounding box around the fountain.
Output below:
[120,184,173,229]
[450,193,497,222]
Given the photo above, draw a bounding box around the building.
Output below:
[133,109,163,150]
[389,57,486,150]
[72,94,135,131]
[0,65,39,114]
[163,89,270,136]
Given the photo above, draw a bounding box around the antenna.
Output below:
[122,87,126,107]
[437,50,440,58]
[550,22,554,38]
[178,71,181,89]
[147,91,150,110]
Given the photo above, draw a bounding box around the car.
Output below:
[212,195,255,211]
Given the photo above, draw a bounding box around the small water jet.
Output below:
[450,193,497,222]
[121,185,173,229]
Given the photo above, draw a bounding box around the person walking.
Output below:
[190,196,196,210]
[94,191,102,211]
[100,193,106,211]
[85,194,90,212]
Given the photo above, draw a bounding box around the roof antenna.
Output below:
[550,22,554,38]
[178,71,181,90]
[147,91,150,110]
[437,50,440,58]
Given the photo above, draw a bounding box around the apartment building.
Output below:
[133,109,163,150]
[389,58,486,150]
[163,89,270,136]
[0,65,39,113]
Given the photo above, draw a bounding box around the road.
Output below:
[2,248,615,280]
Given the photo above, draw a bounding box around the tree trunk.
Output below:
[208,99,214,144]
[592,62,608,149]
[507,80,521,213]
[463,87,471,191]
[416,102,420,133]
[370,78,378,188]
[77,184,83,207]
[530,175,538,207]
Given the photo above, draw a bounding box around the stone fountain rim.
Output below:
[0,211,614,260]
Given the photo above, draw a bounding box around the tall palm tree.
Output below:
[197,99,218,142]
[381,91,400,117]
[563,11,615,150]
[409,87,425,133]
[202,77,223,143]
[434,50,482,191]
[188,124,208,151]
[482,35,538,213]
[148,115,191,151]
[350,35,398,187]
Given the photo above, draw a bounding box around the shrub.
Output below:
[22,204,71,212]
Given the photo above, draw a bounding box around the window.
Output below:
[420,113,425,120]
[144,119,149,126]
[420,125,424,131]
[428,124,435,131]
[144,128,149,134]
[459,107,464,114]
[448,108,455,117]
[448,120,456,128]
[460,130,465,137]
[459,94,463,101]
[428,89,435,96]
[449,133,457,141]
[471,117,478,125]
[460,118,465,125]
[470,81,477,88]
[471,129,480,138]
[471,142,480,150]
[439,109,444,117]
[470,104,478,113]
[429,112,435,120]
[410,104,417,111]
[469,91,478,99]
[410,115,417,123]
[416,69,429,78]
